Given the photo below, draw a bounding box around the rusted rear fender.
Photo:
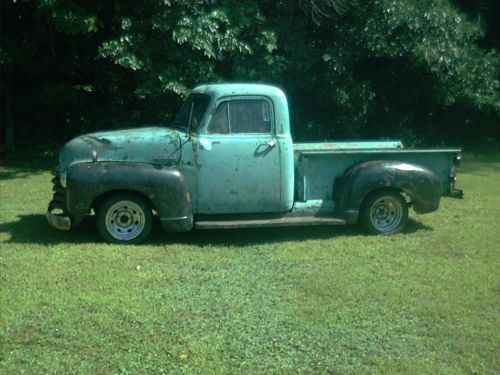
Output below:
[66,162,193,232]
[335,160,442,224]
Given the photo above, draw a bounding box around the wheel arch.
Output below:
[359,186,407,216]
[66,161,193,232]
[92,189,155,213]
[335,160,442,224]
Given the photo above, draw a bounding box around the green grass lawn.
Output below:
[1,155,499,374]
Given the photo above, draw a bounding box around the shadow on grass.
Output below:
[0,160,53,180]
[0,214,433,247]
[0,214,101,245]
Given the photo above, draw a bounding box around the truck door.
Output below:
[195,97,281,214]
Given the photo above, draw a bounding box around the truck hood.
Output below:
[57,127,182,170]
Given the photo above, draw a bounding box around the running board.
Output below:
[194,214,346,229]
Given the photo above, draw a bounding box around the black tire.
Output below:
[96,193,153,244]
[360,190,408,235]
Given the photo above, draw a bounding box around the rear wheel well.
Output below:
[360,187,409,212]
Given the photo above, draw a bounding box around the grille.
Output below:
[48,176,67,213]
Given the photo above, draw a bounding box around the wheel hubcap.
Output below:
[105,201,146,241]
[369,196,403,232]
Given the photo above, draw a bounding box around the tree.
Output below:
[1,0,104,148]
[259,0,499,142]
[1,0,498,150]
[97,1,282,103]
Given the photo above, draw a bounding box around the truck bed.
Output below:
[294,142,461,202]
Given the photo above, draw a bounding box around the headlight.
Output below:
[60,170,67,188]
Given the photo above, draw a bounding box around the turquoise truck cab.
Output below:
[179,84,294,214]
[47,83,463,243]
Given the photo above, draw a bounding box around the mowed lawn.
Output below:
[0,155,499,374]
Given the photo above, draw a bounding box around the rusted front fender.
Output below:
[335,160,442,224]
[65,162,193,232]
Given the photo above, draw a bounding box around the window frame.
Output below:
[171,93,211,133]
[204,96,275,136]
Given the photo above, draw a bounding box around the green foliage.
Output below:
[98,1,277,99]
[363,0,499,110]
[0,0,499,148]
[1,155,500,372]
[36,0,101,34]
[266,0,499,141]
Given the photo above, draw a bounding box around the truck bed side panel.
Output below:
[295,148,460,202]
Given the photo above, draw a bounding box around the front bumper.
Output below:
[47,171,70,230]
[46,212,71,231]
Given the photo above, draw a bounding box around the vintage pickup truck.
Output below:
[47,83,463,243]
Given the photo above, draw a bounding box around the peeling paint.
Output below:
[58,127,182,170]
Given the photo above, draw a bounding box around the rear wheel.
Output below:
[97,193,153,244]
[361,190,408,235]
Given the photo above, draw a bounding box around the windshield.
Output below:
[171,94,211,132]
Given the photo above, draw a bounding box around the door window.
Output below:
[207,99,271,134]
[207,102,229,134]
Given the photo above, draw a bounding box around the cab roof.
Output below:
[191,83,286,100]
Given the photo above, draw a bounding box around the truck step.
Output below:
[194,214,346,229]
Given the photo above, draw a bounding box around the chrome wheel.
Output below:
[369,196,404,232]
[361,190,408,235]
[105,200,146,241]
[97,193,153,243]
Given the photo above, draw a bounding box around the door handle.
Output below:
[262,140,276,149]
[255,140,276,157]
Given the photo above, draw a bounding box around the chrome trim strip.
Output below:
[160,216,190,222]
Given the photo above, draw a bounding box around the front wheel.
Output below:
[96,193,153,244]
[360,190,408,235]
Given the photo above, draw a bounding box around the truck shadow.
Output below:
[0,214,101,245]
[0,214,433,246]
[0,159,54,180]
